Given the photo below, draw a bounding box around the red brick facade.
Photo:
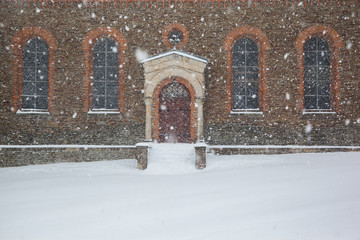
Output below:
[1,1,359,155]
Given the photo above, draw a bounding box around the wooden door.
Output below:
[159,81,191,143]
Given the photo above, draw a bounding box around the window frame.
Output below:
[82,27,127,114]
[92,38,120,111]
[224,26,270,115]
[232,38,260,111]
[295,25,343,114]
[21,38,50,111]
[11,27,57,114]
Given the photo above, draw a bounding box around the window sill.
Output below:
[16,110,50,115]
[230,110,264,115]
[87,110,121,115]
[302,110,336,115]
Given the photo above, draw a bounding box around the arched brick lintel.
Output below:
[152,77,197,143]
[82,27,127,112]
[295,25,343,113]
[223,26,270,113]
[11,27,57,112]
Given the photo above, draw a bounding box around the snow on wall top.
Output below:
[2,0,359,8]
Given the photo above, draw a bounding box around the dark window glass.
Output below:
[304,37,331,110]
[92,38,119,110]
[168,29,183,47]
[232,38,259,110]
[22,38,49,110]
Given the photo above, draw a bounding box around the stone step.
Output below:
[146,143,196,174]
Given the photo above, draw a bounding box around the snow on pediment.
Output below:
[141,50,208,64]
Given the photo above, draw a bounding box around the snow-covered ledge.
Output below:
[141,50,208,142]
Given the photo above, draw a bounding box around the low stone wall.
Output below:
[208,146,360,155]
[0,145,149,169]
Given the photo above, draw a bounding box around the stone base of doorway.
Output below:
[140,142,207,171]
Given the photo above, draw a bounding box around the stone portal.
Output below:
[141,51,208,143]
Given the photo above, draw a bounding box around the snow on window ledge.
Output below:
[87,110,120,115]
[230,110,264,115]
[16,109,49,115]
[302,110,336,115]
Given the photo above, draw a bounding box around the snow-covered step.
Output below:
[146,143,197,174]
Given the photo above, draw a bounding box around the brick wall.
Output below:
[0,2,359,147]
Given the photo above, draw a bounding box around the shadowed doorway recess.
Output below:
[159,80,191,143]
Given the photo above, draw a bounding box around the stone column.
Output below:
[195,144,207,169]
[136,143,149,170]
[196,97,204,142]
[144,97,153,142]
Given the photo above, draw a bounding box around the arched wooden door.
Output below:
[159,81,191,143]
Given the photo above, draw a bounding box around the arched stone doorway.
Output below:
[159,80,191,143]
[141,51,208,143]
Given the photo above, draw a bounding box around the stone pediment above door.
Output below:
[141,50,208,142]
[141,50,208,99]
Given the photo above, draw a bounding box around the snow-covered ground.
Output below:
[1,151,360,240]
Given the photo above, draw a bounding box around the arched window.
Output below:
[22,38,49,110]
[303,37,331,110]
[224,26,270,113]
[232,38,259,110]
[92,38,119,110]
[295,25,343,113]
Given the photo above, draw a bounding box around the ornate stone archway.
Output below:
[141,51,208,143]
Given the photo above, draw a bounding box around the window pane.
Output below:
[318,81,331,96]
[318,38,330,51]
[23,53,36,66]
[36,97,48,109]
[304,81,317,96]
[233,82,245,95]
[106,82,118,96]
[93,67,105,81]
[106,96,118,109]
[232,53,245,66]
[318,51,330,65]
[93,82,105,95]
[23,68,36,81]
[36,82,48,96]
[304,38,317,51]
[106,67,118,81]
[22,96,36,109]
[318,67,331,80]
[246,83,259,97]
[93,96,105,109]
[246,39,258,51]
[304,66,317,81]
[304,52,317,66]
[318,96,331,109]
[36,68,48,82]
[93,53,106,66]
[22,82,35,95]
[246,53,258,66]
[247,97,259,109]
[304,96,317,109]
[233,95,245,109]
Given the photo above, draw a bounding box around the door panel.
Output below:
[159,81,191,143]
